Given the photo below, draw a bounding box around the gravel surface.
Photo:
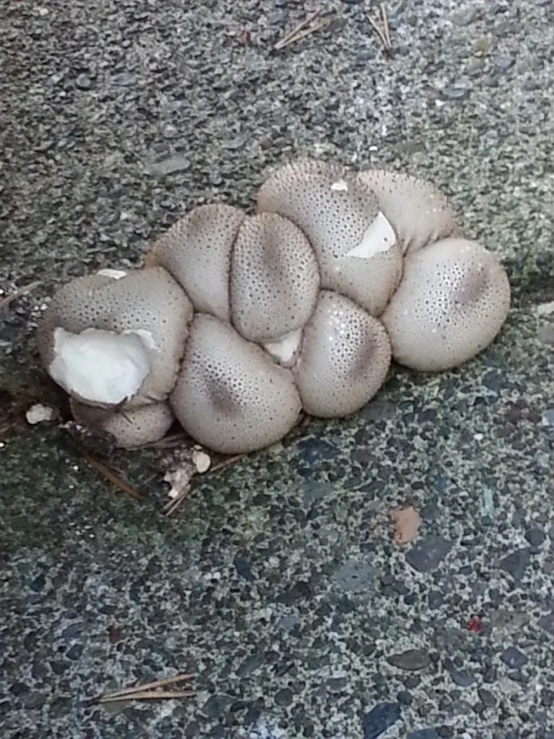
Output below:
[1,0,554,738]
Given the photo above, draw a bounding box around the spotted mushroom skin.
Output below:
[37,158,511,452]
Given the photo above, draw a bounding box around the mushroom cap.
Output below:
[294,290,391,417]
[230,212,320,343]
[37,267,193,407]
[381,238,511,371]
[146,203,245,322]
[169,314,302,454]
[70,398,174,449]
[358,169,459,254]
[257,159,403,316]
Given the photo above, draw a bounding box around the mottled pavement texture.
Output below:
[1,1,553,738]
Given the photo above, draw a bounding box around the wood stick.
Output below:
[100,690,194,703]
[0,280,42,312]
[274,9,322,50]
[100,673,195,700]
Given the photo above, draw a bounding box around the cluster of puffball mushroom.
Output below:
[36,159,511,455]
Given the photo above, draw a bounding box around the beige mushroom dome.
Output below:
[381,238,511,371]
[169,314,302,454]
[294,291,391,417]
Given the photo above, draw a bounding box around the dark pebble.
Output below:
[428,590,444,609]
[449,669,475,688]
[501,647,528,670]
[524,527,545,547]
[478,688,497,708]
[30,573,46,592]
[407,731,440,739]
[75,73,92,90]
[234,555,255,582]
[405,536,452,573]
[201,694,233,719]
[362,702,401,738]
[66,643,83,660]
[397,690,412,706]
[9,682,29,696]
[498,548,530,580]
[274,688,293,706]
[387,649,430,671]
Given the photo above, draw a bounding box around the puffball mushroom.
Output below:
[294,291,391,417]
[146,203,245,323]
[169,314,302,454]
[37,156,512,456]
[37,267,193,408]
[358,169,460,254]
[230,211,320,363]
[70,398,174,449]
[381,238,511,371]
[257,159,403,316]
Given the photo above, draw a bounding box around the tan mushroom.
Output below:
[358,169,460,254]
[381,238,511,371]
[230,211,320,365]
[294,290,391,417]
[169,314,302,454]
[146,203,245,322]
[70,398,174,449]
[37,267,193,408]
[257,159,403,316]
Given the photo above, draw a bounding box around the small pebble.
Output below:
[405,536,452,573]
[387,649,430,671]
[498,548,530,580]
[362,702,401,738]
[501,647,528,670]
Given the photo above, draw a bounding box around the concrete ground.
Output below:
[1,1,553,737]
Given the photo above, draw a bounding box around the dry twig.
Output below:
[274,9,333,50]
[83,454,141,500]
[0,280,42,313]
[366,2,393,54]
[99,673,195,704]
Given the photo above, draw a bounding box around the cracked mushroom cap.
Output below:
[230,211,320,347]
[257,159,403,316]
[70,398,174,449]
[146,203,245,322]
[381,238,511,371]
[294,290,391,417]
[358,169,459,254]
[37,267,193,408]
[169,314,302,454]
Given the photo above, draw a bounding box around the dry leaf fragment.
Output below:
[390,505,421,545]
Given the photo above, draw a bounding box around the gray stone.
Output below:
[406,536,452,573]
[335,559,374,592]
[387,649,431,672]
[498,548,531,580]
[478,688,497,708]
[501,647,528,670]
[362,702,401,738]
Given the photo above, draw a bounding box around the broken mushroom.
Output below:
[37,267,193,408]
[257,159,403,316]
[358,169,460,254]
